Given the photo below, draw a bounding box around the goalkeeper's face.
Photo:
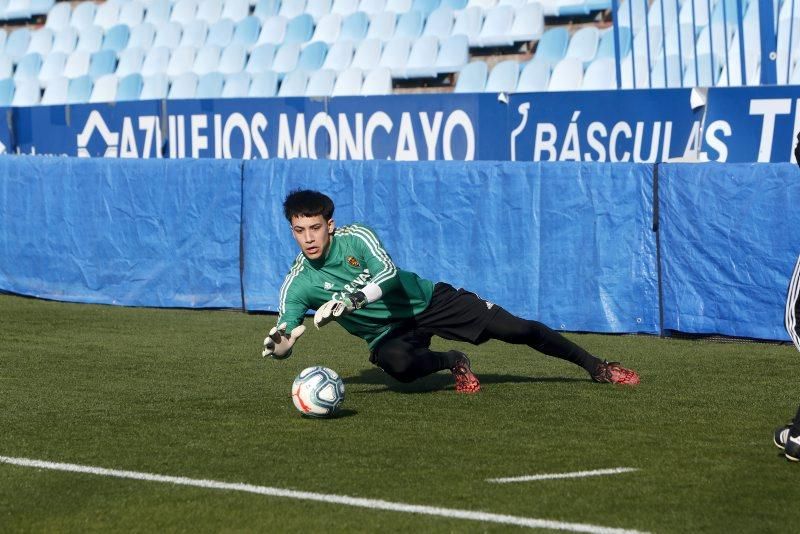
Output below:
[291,215,335,260]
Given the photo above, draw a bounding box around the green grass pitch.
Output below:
[2,293,800,532]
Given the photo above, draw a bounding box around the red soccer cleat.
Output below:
[451,352,481,394]
[591,360,640,385]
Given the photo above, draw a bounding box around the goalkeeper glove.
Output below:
[262,322,306,359]
[314,292,367,329]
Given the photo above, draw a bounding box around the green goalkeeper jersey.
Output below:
[277,223,435,348]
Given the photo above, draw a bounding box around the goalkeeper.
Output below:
[263,189,639,393]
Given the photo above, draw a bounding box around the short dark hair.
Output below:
[283,190,335,222]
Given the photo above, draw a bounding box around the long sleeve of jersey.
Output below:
[276,253,310,330]
[344,224,401,302]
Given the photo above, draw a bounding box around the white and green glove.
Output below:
[262,322,306,359]
[313,292,367,329]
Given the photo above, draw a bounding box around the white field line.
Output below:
[0,455,647,534]
[487,467,640,484]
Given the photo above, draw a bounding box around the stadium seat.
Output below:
[254,0,280,20]
[222,0,250,22]
[307,0,333,21]
[646,0,678,28]
[26,28,53,57]
[30,0,55,18]
[119,1,145,27]
[193,44,222,76]
[467,0,497,9]
[5,28,31,61]
[45,2,71,32]
[0,77,13,106]
[478,5,514,47]
[168,72,198,99]
[41,76,68,105]
[280,0,306,18]
[340,11,369,42]
[116,48,144,79]
[297,41,329,71]
[533,27,569,68]
[441,0,467,8]
[117,73,144,100]
[167,46,197,80]
[451,6,483,46]
[662,23,695,63]
[246,43,278,73]
[517,58,550,92]
[196,72,224,98]
[485,59,518,92]
[278,69,308,95]
[89,49,118,80]
[36,51,65,87]
[404,35,438,78]
[650,53,683,88]
[129,23,157,51]
[596,26,630,60]
[66,74,92,103]
[13,53,42,83]
[140,73,169,99]
[332,67,362,95]
[152,20,188,50]
[13,78,41,106]
[509,3,544,44]
[249,70,279,96]
[312,13,343,44]
[233,16,261,48]
[180,20,208,48]
[306,68,337,95]
[620,29,663,88]
[322,41,354,70]
[361,66,392,94]
[94,1,120,30]
[683,52,722,87]
[272,42,301,76]
[141,47,170,77]
[557,0,592,16]
[171,0,198,25]
[499,0,525,7]
[0,56,12,80]
[617,0,647,34]
[222,71,250,97]
[776,17,800,84]
[70,2,96,31]
[207,18,235,48]
[366,11,396,42]
[423,7,454,40]
[103,24,131,54]
[257,16,288,46]
[582,56,617,89]
[454,60,488,92]
[359,0,387,17]
[197,0,223,24]
[63,50,91,79]
[548,56,583,90]
[144,0,171,26]
[285,14,315,44]
[379,36,411,76]
[565,26,599,65]
[219,43,247,75]
[51,26,77,55]
[395,10,423,38]
[434,34,468,73]
[351,38,383,69]
[90,74,118,103]
[76,25,103,54]
[331,0,359,16]
[411,0,440,18]
[386,0,413,12]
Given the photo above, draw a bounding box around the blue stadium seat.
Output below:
[144,0,171,27]
[386,0,413,13]
[89,49,118,80]
[254,0,280,19]
[256,16,287,46]
[197,0,223,24]
[565,26,599,65]
[171,0,198,25]
[548,56,583,91]
[618,0,647,34]
[180,20,208,48]
[307,0,333,22]
[297,41,328,71]
[423,7,454,40]
[193,44,222,76]
[517,58,550,92]
[557,0,592,16]
[322,41,354,70]
[485,59,519,91]
[451,6,482,46]
[0,55,10,80]
[41,76,68,105]
[44,2,70,32]
[66,74,92,104]
[533,27,569,68]
[37,51,66,87]
[285,14,314,44]
[478,5,514,47]
[76,24,103,54]
[341,11,369,42]
[379,36,411,76]
[359,0,386,17]
[168,72,198,99]
[140,73,169,99]
[404,35,439,78]
[70,2,96,31]
[13,52,42,83]
[351,38,382,70]
[441,0,467,8]
[13,78,41,106]
[5,27,31,61]
[167,46,197,80]
[207,18,235,48]
[30,0,55,17]
[51,26,77,55]
[454,60,488,92]
[509,3,544,43]
[90,74,118,103]
[141,46,171,77]
[219,43,247,75]
[103,24,131,54]
[305,68,337,95]
[63,49,91,79]
[582,57,617,89]
[683,52,722,87]
[249,70,279,96]
[775,16,800,83]
[222,0,250,22]
[361,66,392,94]
[650,54,683,88]
[94,1,120,30]
[395,10,423,38]
[119,1,145,28]
[281,0,306,18]
[278,69,308,95]
[117,73,144,101]
[311,13,343,44]
[620,28,662,88]
[27,27,53,57]
[411,0,440,18]
[646,0,678,28]
[246,43,278,74]
[0,77,14,106]
[272,42,301,76]
[128,23,157,51]
[196,72,224,98]
[366,11,396,41]
[332,67,362,95]
[233,16,261,48]
[435,34,468,74]
[596,26,630,60]
[222,71,250,97]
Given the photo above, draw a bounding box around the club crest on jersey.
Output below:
[347,256,360,268]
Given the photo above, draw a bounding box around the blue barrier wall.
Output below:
[1,156,798,341]
[0,156,243,307]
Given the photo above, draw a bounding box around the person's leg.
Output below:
[371,332,459,383]
[785,254,800,351]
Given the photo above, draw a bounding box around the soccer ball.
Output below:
[291,366,345,418]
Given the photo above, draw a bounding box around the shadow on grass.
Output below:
[345,367,588,394]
